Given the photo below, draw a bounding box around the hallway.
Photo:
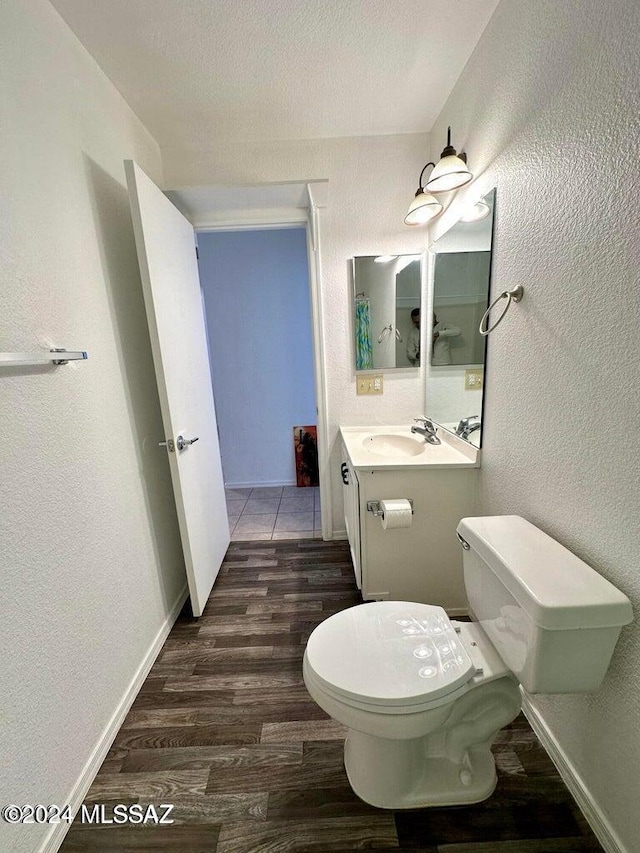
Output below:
[226,486,321,541]
[60,539,603,852]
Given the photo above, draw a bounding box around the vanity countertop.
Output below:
[340,424,479,470]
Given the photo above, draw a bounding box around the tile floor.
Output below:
[226,486,321,541]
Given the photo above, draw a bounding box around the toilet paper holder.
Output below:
[367,499,414,518]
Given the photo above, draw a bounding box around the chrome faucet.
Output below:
[411,417,441,445]
[461,422,481,439]
[456,415,481,440]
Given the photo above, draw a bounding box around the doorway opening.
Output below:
[197,226,321,541]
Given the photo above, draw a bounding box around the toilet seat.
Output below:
[305,601,478,713]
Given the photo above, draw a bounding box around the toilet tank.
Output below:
[457,516,632,693]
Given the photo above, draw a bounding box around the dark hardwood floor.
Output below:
[60,539,604,852]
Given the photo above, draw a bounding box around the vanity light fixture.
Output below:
[425,127,473,194]
[460,199,491,223]
[404,163,443,226]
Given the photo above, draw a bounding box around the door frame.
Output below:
[194,194,332,539]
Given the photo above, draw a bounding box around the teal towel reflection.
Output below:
[355,298,373,370]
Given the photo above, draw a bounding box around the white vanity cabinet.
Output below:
[340,426,479,613]
[340,452,361,589]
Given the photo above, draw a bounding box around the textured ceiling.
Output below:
[49,0,499,149]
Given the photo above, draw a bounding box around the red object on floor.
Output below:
[293,425,318,487]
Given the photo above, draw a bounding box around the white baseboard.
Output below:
[41,584,189,853]
[225,480,297,489]
[521,694,627,853]
[363,591,390,601]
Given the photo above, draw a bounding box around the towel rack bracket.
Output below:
[50,348,88,365]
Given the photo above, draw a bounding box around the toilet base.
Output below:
[340,676,522,810]
[344,730,498,809]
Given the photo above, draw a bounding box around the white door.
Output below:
[125,160,229,617]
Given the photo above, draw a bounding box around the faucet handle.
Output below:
[413,416,437,434]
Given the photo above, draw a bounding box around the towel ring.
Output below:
[479,285,524,336]
[378,324,393,343]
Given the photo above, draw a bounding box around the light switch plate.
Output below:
[357,374,384,395]
[465,368,484,390]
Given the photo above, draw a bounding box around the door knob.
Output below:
[176,434,199,451]
[159,436,199,452]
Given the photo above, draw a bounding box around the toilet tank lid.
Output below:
[457,516,633,630]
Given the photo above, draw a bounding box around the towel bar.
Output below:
[0,349,88,367]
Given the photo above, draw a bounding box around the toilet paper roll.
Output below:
[380,499,413,530]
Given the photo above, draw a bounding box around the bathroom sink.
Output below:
[362,434,425,458]
[341,424,480,468]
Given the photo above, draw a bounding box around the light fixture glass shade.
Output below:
[425,154,473,193]
[404,191,443,226]
[460,200,491,222]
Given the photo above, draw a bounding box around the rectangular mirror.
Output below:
[426,188,496,446]
[352,253,423,370]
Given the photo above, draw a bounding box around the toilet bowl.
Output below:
[303,515,632,810]
[303,602,521,808]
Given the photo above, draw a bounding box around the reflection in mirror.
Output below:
[426,189,496,447]
[432,253,490,366]
[352,254,422,370]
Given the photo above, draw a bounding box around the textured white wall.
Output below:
[0,2,184,850]
[429,1,640,848]
[163,134,432,533]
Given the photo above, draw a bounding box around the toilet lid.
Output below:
[305,601,476,708]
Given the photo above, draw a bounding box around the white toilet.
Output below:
[303,515,632,809]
